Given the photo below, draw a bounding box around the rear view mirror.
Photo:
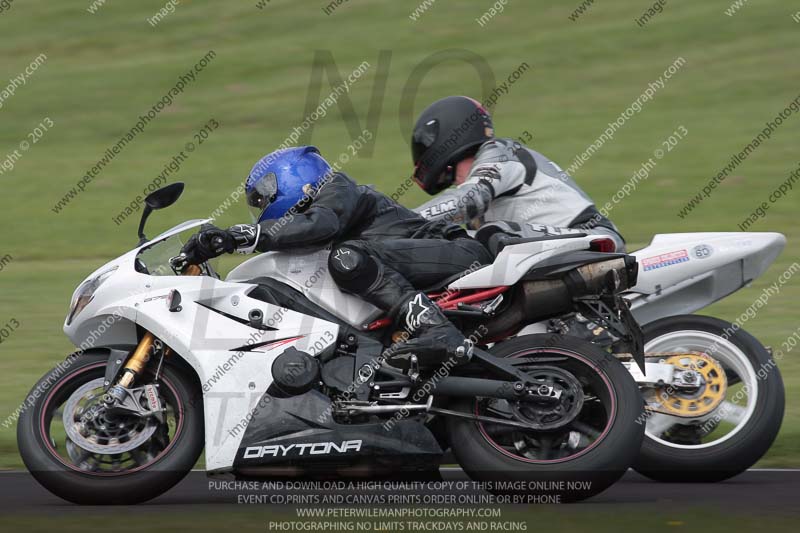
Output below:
[138,182,186,245]
[145,182,184,210]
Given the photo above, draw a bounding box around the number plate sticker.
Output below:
[641,249,689,271]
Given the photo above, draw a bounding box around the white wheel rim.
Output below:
[643,329,759,450]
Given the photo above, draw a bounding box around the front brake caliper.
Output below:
[105,383,165,423]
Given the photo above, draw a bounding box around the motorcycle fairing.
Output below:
[447,235,601,289]
[626,232,786,324]
[246,276,383,342]
[232,389,443,472]
[65,250,342,472]
[227,249,384,328]
[141,278,342,471]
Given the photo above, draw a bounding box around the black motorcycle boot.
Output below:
[349,264,472,370]
[386,292,473,370]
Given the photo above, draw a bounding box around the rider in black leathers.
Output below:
[181,146,492,367]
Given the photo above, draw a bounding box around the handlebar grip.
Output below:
[170,254,201,275]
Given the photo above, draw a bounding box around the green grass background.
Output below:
[0,0,798,469]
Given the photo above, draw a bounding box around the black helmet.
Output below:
[411,96,494,195]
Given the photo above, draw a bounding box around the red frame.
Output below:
[365,286,510,331]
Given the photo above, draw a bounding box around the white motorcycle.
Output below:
[497,227,787,482]
[17,183,649,504]
[629,232,785,481]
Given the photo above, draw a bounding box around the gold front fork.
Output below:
[117,263,202,388]
[118,332,156,387]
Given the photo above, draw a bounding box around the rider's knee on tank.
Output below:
[328,242,380,293]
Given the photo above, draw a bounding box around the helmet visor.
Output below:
[437,165,455,189]
[246,172,278,222]
[411,119,439,163]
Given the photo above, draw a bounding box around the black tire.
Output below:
[17,351,204,505]
[634,315,784,483]
[447,334,644,502]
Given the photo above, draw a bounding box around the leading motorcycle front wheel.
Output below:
[17,351,204,505]
[446,334,645,503]
[633,315,784,482]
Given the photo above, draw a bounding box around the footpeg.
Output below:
[454,340,474,362]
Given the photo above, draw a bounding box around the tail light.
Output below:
[590,238,616,253]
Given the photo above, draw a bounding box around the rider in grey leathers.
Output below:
[411,96,625,252]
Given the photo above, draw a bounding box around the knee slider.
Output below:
[329,245,379,292]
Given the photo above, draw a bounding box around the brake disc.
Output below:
[62,378,158,455]
[643,353,727,418]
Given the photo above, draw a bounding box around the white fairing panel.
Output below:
[447,235,599,289]
[626,232,786,324]
[132,276,340,471]
[65,248,340,472]
[226,249,383,327]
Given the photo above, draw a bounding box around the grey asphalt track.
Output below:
[0,469,798,513]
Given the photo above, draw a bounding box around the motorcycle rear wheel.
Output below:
[633,314,784,482]
[447,334,644,502]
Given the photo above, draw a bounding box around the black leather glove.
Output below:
[180,224,262,265]
[227,224,261,253]
[180,225,237,265]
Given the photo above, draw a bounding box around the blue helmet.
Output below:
[245,146,332,223]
